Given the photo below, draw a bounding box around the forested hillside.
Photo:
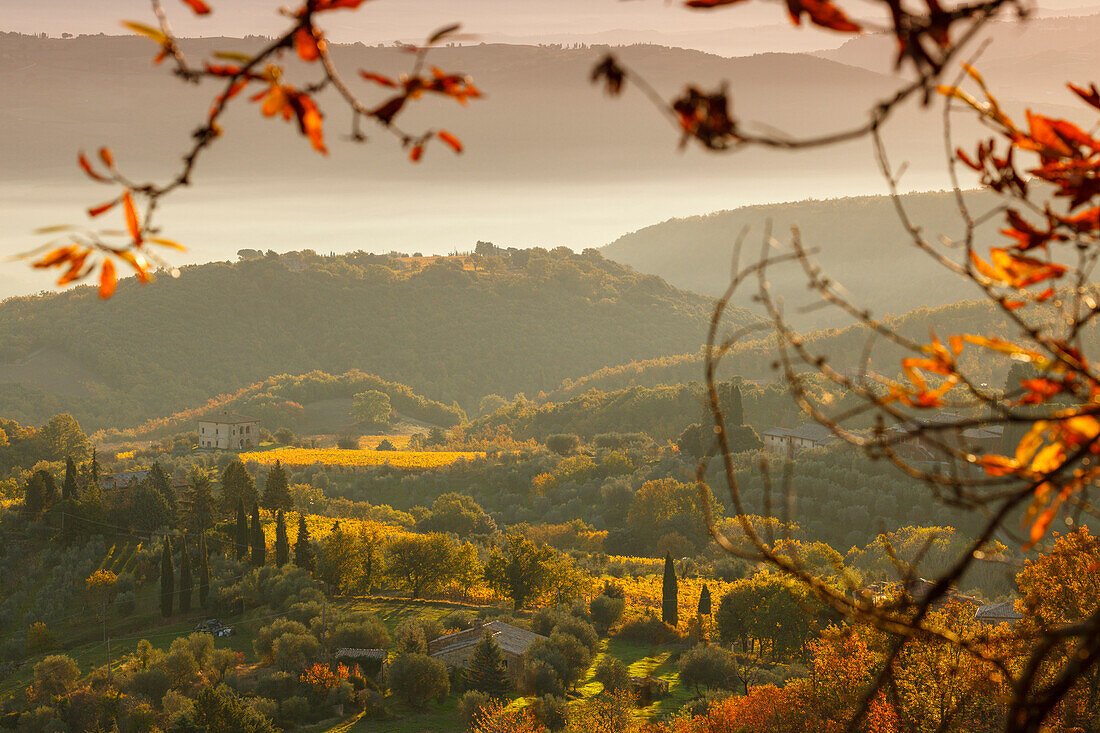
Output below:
[602,190,1031,330]
[0,247,737,430]
[549,295,1078,400]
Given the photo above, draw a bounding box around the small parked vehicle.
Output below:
[194,618,234,637]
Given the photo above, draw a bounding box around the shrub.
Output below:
[336,435,358,449]
[531,607,564,637]
[458,690,491,729]
[331,617,391,650]
[546,434,580,455]
[280,695,310,724]
[256,671,296,701]
[593,657,631,693]
[589,595,626,632]
[614,614,682,645]
[254,618,311,664]
[359,689,389,719]
[130,668,171,703]
[531,695,570,731]
[273,633,321,672]
[160,648,200,690]
[32,655,79,699]
[552,616,598,654]
[162,689,195,721]
[388,653,449,707]
[521,658,563,697]
[250,697,278,722]
[25,622,54,654]
[375,439,396,451]
[678,645,739,693]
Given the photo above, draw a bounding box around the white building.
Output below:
[198,411,260,450]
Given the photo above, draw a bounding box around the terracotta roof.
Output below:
[199,411,259,425]
[430,621,545,658]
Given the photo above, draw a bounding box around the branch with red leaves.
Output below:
[20,0,481,298]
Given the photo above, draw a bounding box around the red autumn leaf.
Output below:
[437,130,463,154]
[34,246,79,269]
[409,144,424,162]
[57,249,90,286]
[180,0,211,14]
[1069,82,1100,111]
[1001,209,1055,250]
[360,71,398,88]
[1060,207,1100,231]
[98,147,115,169]
[88,199,119,218]
[99,258,118,299]
[122,191,142,244]
[685,0,750,5]
[78,152,109,182]
[204,63,243,76]
[295,27,322,62]
[1036,287,1055,302]
[314,0,373,10]
[786,0,861,32]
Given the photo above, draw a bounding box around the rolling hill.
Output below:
[600,189,1058,331]
[0,247,745,431]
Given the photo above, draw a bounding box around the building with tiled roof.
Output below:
[198,410,260,450]
[428,621,545,680]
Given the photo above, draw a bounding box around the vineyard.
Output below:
[239,447,485,470]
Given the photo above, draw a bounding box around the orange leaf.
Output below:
[78,153,108,182]
[360,71,398,88]
[88,198,119,218]
[180,0,212,14]
[410,144,424,162]
[148,237,186,251]
[98,147,115,169]
[122,191,142,244]
[295,27,322,62]
[99,259,117,299]
[437,130,463,153]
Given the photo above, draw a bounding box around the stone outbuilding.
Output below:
[428,621,545,681]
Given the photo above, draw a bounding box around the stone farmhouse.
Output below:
[428,621,545,680]
[762,424,836,454]
[198,411,261,450]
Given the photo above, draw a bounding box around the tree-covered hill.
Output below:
[0,247,743,431]
[601,190,1041,331]
[547,294,1079,403]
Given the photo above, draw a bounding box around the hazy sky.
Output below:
[6,0,1099,47]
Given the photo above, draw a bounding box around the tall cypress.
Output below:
[698,584,712,616]
[294,514,315,572]
[62,457,78,503]
[189,471,215,533]
[160,538,174,618]
[23,470,56,520]
[179,533,193,613]
[727,382,744,426]
[662,553,678,627]
[261,461,292,512]
[274,510,289,567]
[250,503,266,567]
[235,499,249,562]
[198,532,210,608]
[222,460,256,510]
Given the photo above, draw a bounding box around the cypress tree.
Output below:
[179,533,193,613]
[198,532,210,608]
[727,382,744,426]
[23,470,57,520]
[62,456,78,503]
[148,462,177,517]
[465,630,511,693]
[261,461,292,512]
[294,514,315,572]
[274,510,290,567]
[698,584,712,616]
[221,460,256,510]
[160,538,174,618]
[662,553,678,627]
[250,503,266,567]
[189,471,216,532]
[90,448,100,488]
[235,499,249,562]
